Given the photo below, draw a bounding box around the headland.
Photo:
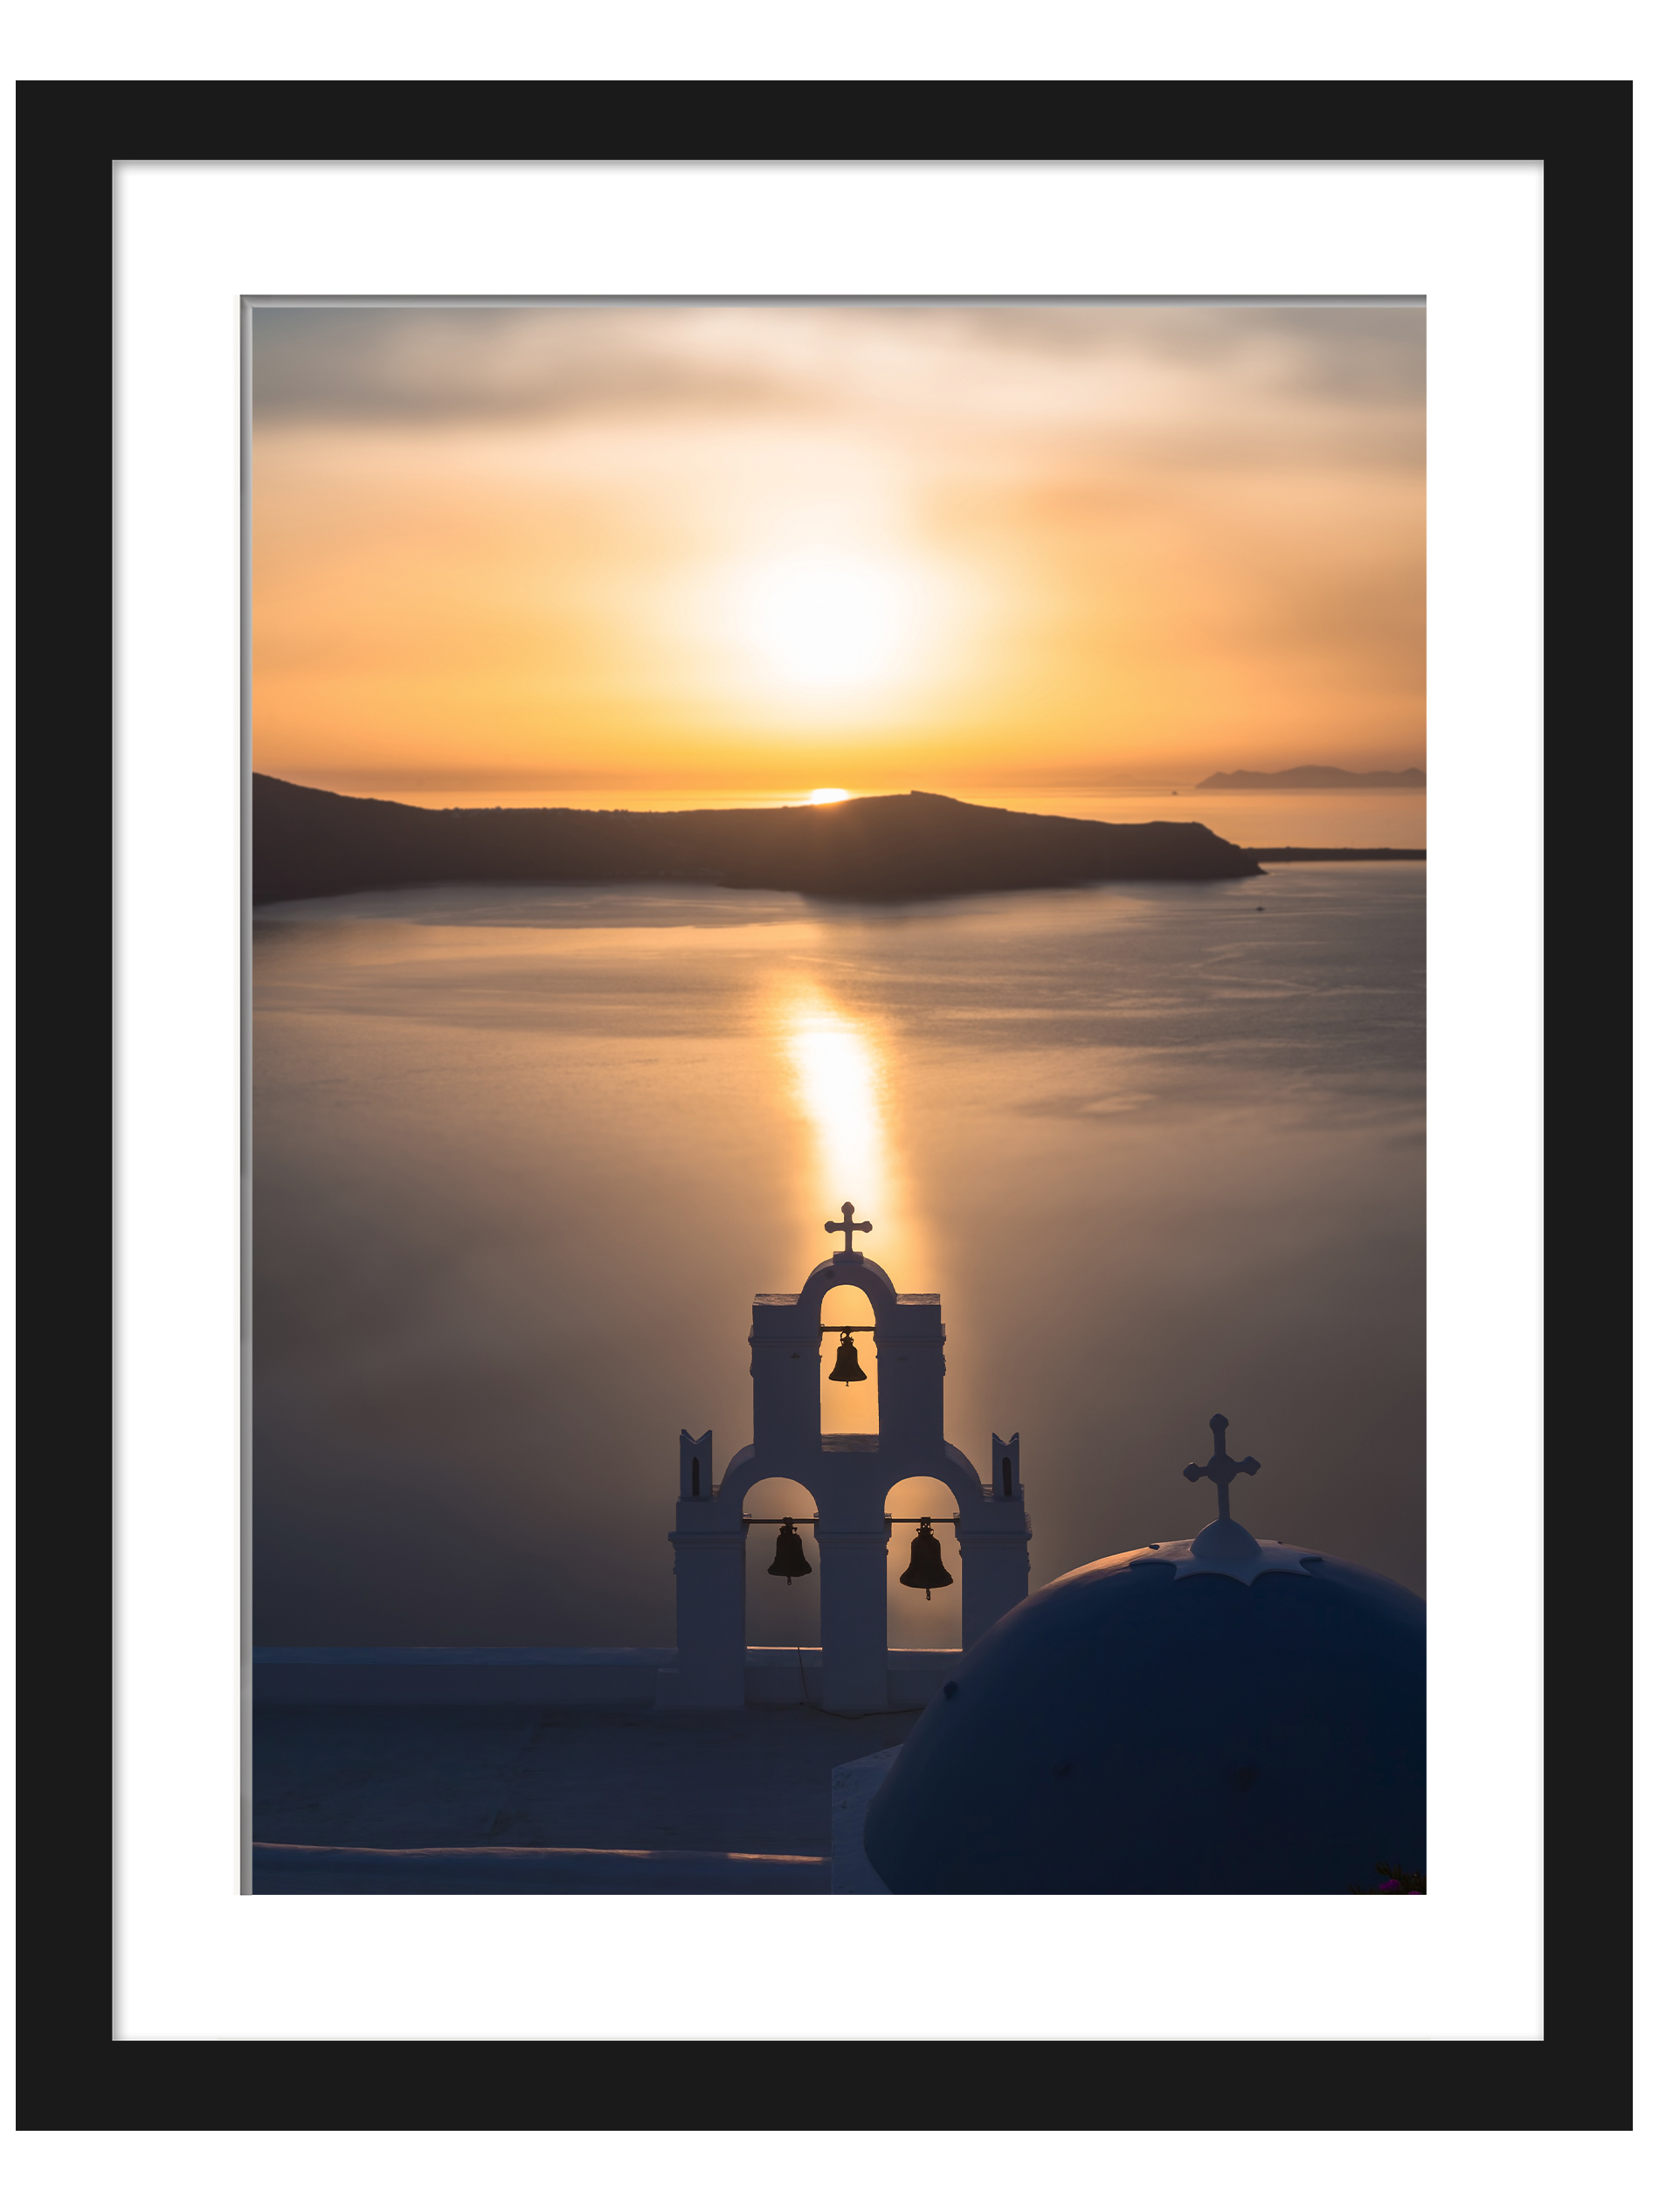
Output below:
[252,777,1265,903]
[1239,847,1426,862]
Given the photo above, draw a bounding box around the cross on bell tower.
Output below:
[825,1200,873,1255]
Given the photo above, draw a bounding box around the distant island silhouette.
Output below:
[1197,765,1425,790]
[253,778,1275,903]
[1240,847,1425,862]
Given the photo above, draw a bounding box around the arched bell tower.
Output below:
[663,1205,1032,1712]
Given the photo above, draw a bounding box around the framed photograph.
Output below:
[39,79,1624,2132]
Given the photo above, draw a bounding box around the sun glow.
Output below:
[807,788,851,805]
[253,305,1426,800]
[731,550,932,705]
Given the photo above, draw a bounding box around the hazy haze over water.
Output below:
[253,862,1424,1650]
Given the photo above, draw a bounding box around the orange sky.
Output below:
[251,303,1424,803]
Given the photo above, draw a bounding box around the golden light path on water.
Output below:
[774,987,923,1442]
[764,986,960,1622]
[780,993,884,1206]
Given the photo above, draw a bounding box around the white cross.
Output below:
[825,1200,873,1254]
[1182,1414,1260,1519]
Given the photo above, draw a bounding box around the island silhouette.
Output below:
[252,778,1425,904]
[1197,765,1425,790]
[252,777,1273,902]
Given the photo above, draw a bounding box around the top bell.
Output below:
[899,1517,954,1600]
[828,1331,868,1385]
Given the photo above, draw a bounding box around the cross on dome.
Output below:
[1182,1413,1260,1521]
[825,1200,873,1254]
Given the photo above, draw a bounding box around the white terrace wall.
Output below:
[252,1646,958,1711]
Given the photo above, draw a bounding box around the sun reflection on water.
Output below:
[775,989,919,1434]
[780,995,887,1214]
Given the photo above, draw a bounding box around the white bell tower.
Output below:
[662,1205,1031,1712]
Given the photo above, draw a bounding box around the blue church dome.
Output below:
[863,1417,1425,1895]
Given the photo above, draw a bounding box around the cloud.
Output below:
[251,301,1424,431]
[939,301,1424,400]
[252,305,779,421]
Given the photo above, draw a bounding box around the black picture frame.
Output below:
[38,76,1628,2131]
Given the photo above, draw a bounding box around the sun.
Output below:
[734,551,923,700]
[807,787,851,805]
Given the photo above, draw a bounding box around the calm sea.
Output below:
[252,857,1425,1650]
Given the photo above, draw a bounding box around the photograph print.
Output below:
[250,299,1427,1897]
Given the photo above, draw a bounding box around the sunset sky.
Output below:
[251,302,1425,805]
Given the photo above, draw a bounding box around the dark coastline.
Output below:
[252,776,1270,904]
[1242,847,1426,862]
[1198,766,1425,790]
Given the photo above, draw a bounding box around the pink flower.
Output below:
[1377,1878,1403,1891]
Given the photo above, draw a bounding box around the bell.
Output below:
[828,1331,868,1385]
[899,1517,954,1600]
[768,1519,812,1585]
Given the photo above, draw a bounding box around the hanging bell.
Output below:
[768,1518,812,1585]
[828,1330,868,1385]
[899,1517,954,1600]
